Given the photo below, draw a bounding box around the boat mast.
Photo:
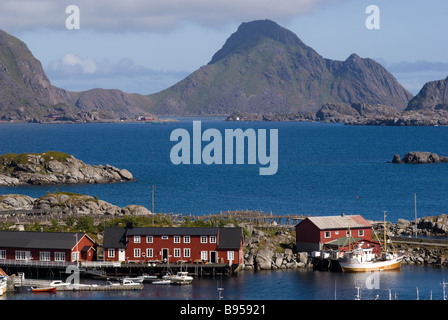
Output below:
[414,193,417,238]
[383,211,387,253]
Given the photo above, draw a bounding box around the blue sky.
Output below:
[2,0,448,95]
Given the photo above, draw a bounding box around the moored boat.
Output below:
[31,286,57,293]
[339,244,404,272]
[339,211,405,272]
[163,272,193,285]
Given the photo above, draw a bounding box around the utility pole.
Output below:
[414,193,418,238]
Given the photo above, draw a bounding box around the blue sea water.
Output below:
[1,120,447,222]
[1,120,448,301]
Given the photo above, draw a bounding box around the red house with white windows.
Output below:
[295,214,380,254]
[0,231,97,264]
[103,226,244,266]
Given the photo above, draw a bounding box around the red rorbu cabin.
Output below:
[103,227,244,266]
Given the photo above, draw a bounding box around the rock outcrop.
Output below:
[391,151,448,164]
[0,151,134,186]
[0,192,151,216]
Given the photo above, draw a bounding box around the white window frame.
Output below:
[358,230,364,237]
[183,248,191,258]
[40,251,50,261]
[0,250,6,259]
[134,236,141,243]
[184,236,190,243]
[146,236,153,243]
[72,251,79,262]
[201,251,208,261]
[108,249,115,258]
[146,248,153,258]
[201,236,207,244]
[324,231,331,238]
[210,236,217,243]
[174,248,181,258]
[162,236,169,240]
[227,251,235,261]
[134,248,141,258]
[15,251,26,261]
[174,236,181,243]
[55,252,65,262]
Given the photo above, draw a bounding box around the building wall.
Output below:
[104,233,243,265]
[0,247,72,262]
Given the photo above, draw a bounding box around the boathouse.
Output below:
[103,227,244,266]
[295,214,374,252]
[0,231,97,264]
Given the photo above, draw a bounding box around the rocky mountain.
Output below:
[145,19,413,116]
[0,29,152,122]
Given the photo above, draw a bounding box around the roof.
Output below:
[0,231,89,250]
[301,215,372,230]
[216,228,243,250]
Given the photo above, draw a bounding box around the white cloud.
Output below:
[46,53,189,94]
[0,0,342,33]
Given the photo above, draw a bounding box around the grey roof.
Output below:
[305,215,371,230]
[216,228,243,250]
[0,231,88,250]
[103,228,128,248]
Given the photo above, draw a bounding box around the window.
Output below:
[210,236,217,243]
[0,250,6,259]
[346,230,351,237]
[201,251,208,261]
[108,249,115,258]
[55,252,65,261]
[146,248,153,258]
[324,231,331,238]
[146,236,153,243]
[174,236,181,243]
[227,251,235,261]
[184,236,190,243]
[72,251,79,262]
[40,251,50,261]
[134,236,141,243]
[201,236,207,243]
[162,236,169,240]
[184,248,190,258]
[134,248,141,258]
[174,248,181,258]
[15,251,26,261]
[358,230,364,237]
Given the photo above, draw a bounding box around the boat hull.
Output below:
[339,257,403,272]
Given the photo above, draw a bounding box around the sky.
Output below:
[2,0,448,95]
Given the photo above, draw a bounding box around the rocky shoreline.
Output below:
[240,215,448,271]
[0,192,151,217]
[0,151,134,186]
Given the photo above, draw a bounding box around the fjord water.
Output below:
[1,120,448,300]
[1,120,447,222]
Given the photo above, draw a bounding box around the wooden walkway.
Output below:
[188,210,309,227]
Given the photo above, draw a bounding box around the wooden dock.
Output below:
[187,210,309,227]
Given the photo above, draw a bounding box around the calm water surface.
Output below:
[0,121,447,300]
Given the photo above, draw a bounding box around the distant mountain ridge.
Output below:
[145,19,413,116]
[0,29,152,122]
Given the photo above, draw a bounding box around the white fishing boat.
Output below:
[163,272,193,285]
[339,243,404,272]
[339,211,405,272]
[121,276,144,284]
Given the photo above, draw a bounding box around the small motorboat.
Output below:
[152,279,171,285]
[142,273,158,282]
[163,272,193,285]
[31,286,57,293]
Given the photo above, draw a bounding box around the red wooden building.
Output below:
[103,227,244,266]
[0,231,97,263]
[295,214,378,253]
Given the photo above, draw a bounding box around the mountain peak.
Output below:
[208,19,305,65]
